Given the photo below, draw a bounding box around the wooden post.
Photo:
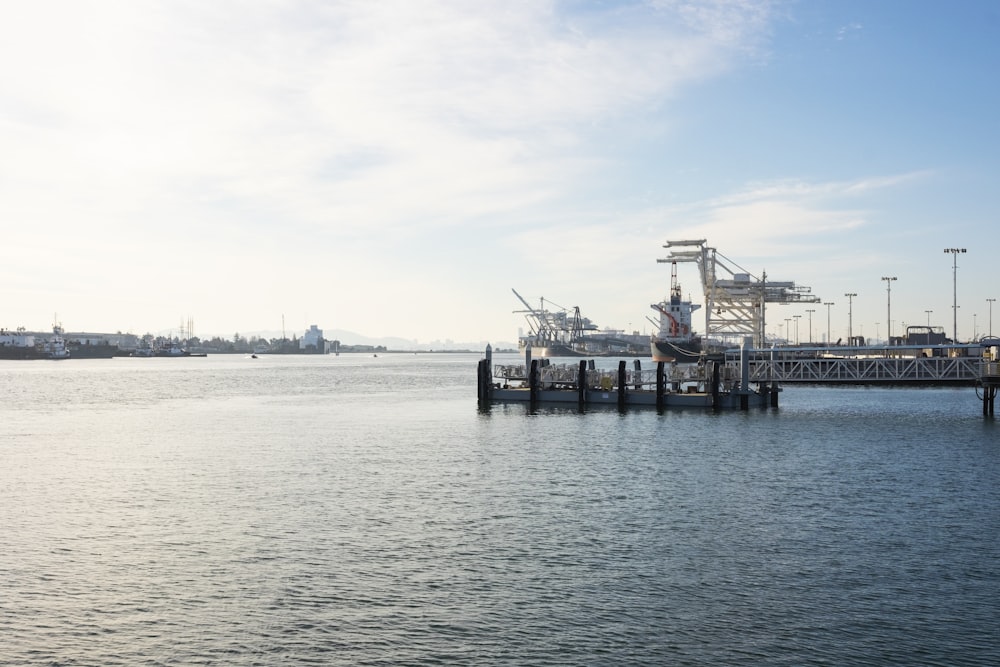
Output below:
[578,360,587,409]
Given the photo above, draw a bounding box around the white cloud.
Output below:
[0,0,781,340]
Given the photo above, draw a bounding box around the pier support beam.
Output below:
[578,360,587,409]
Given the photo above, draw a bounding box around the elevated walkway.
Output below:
[730,344,994,385]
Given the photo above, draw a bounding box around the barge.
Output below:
[478,342,779,411]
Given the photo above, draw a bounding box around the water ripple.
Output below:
[1,357,998,665]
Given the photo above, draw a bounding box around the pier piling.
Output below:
[617,361,627,410]
[529,359,540,405]
[710,362,720,410]
[656,361,665,410]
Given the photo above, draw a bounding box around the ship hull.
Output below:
[650,338,703,363]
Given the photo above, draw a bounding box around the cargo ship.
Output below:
[649,261,703,363]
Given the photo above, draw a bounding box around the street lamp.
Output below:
[987,298,995,338]
[882,276,897,342]
[845,293,857,344]
[944,248,966,342]
[823,302,834,344]
[805,310,815,344]
[784,318,791,345]
[793,314,801,345]
[925,310,932,327]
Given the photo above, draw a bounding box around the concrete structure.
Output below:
[300,325,325,352]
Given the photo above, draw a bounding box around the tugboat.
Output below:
[649,261,703,363]
[43,324,71,360]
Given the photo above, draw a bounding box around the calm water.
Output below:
[2,353,998,666]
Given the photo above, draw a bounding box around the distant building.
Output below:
[300,325,326,352]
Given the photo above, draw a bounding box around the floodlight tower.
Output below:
[845,293,857,343]
[823,302,834,344]
[944,248,966,342]
[988,298,996,338]
[882,276,897,341]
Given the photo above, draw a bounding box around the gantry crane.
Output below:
[658,239,820,347]
[512,289,595,346]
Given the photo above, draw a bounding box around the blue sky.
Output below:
[2,0,998,345]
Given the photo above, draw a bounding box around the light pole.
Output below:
[784,318,791,344]
[875,322,880,344]
[823,302,834,344]
[925,310,932,327]
[944,248,966,342]
[806,309,815,344]
[882,276,897,342]
[793,314,801,345]
[987,298,995,338]
[845,293,857,343]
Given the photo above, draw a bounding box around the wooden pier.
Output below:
[477,343,779,411]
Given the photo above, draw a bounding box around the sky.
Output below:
[2,0,999,346]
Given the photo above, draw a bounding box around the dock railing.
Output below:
[492,360,741,392]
